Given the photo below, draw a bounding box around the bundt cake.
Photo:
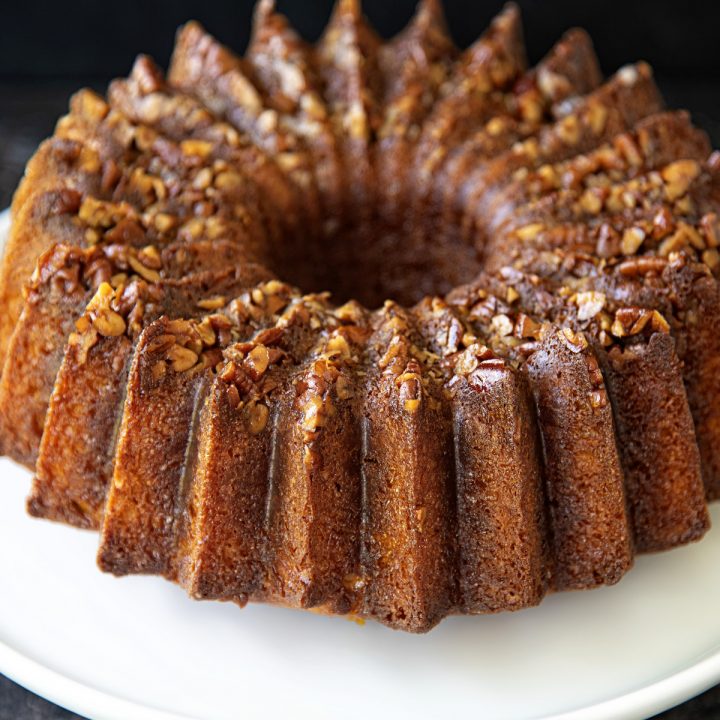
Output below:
[1,0,719,632]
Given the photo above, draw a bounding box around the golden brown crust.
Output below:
[0,246,92,466]
[261,326,368,612]
[0,188,82,369]
[487,111,711,239]
[168,21,324,238]
[376,0,457,227]
[28,262,273,529]
[525,334,633,589]
[602,334,709,551]
[98,319,211,576]
[414,297,549,613]
[436,28,602,238]
[462,263,711,553]
[246,0,344,230]
[668,265,720,500]
[27,335,135,526]
[315,0,383,228]
[173,377,274,605]
[409,3,526,224]
[360,305,456,631]
[110,55,299,245]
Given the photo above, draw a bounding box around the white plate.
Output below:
[1,206,720,720]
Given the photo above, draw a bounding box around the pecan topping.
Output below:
[167,344,199,372]
[79,197,135,229]
[617,256,667,276]
[661,159,700,201]
[197,296,227,311]
[702,249,720,272]
[574,291,606,321]
[700,212,719,249]
[127,254,161,283]
[587,102,608,135]
[335,374,353,401]
[397,360,422,414]
[226,383,241,409]
[491,314,514,338]
[93,311,126,338]
[247,402,270,435]
[516,223,544,241]
[180,139,213,159]
[596,224,620,258]
[614,133,643,167]
[579,188,603,215]
[301,394,328,432]
[620,227,646,256]
[611,308,670,337]
[454,343,497,377]
[557,114,580,145]
[81,282,127,338]
[558,327,588,353]
[514,314,542,340]
[245,345,270,380]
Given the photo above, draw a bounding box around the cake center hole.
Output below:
[269,221,484,308]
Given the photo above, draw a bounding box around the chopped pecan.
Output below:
[574,291,606,321]
[558,327,588,353]
[247,402,270,434]
[661,159,700,201]
[620,227,646,256]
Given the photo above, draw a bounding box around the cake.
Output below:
[0,0,718,632]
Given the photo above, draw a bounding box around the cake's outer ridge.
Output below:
[28,260,273,528]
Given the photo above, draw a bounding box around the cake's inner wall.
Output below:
[269,221,484,308]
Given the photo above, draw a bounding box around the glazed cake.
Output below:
[1,0,719,632]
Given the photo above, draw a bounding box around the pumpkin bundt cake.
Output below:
[1,0,719,632]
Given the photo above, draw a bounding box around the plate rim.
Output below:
[0,642,192,720]
[2,599,719,720]
[1,205,719,720]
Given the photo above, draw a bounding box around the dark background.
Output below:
[2,0,720,79]
[1,0,719,209]
[0,1,719,718]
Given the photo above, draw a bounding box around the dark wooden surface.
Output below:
[0,78,719,720]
